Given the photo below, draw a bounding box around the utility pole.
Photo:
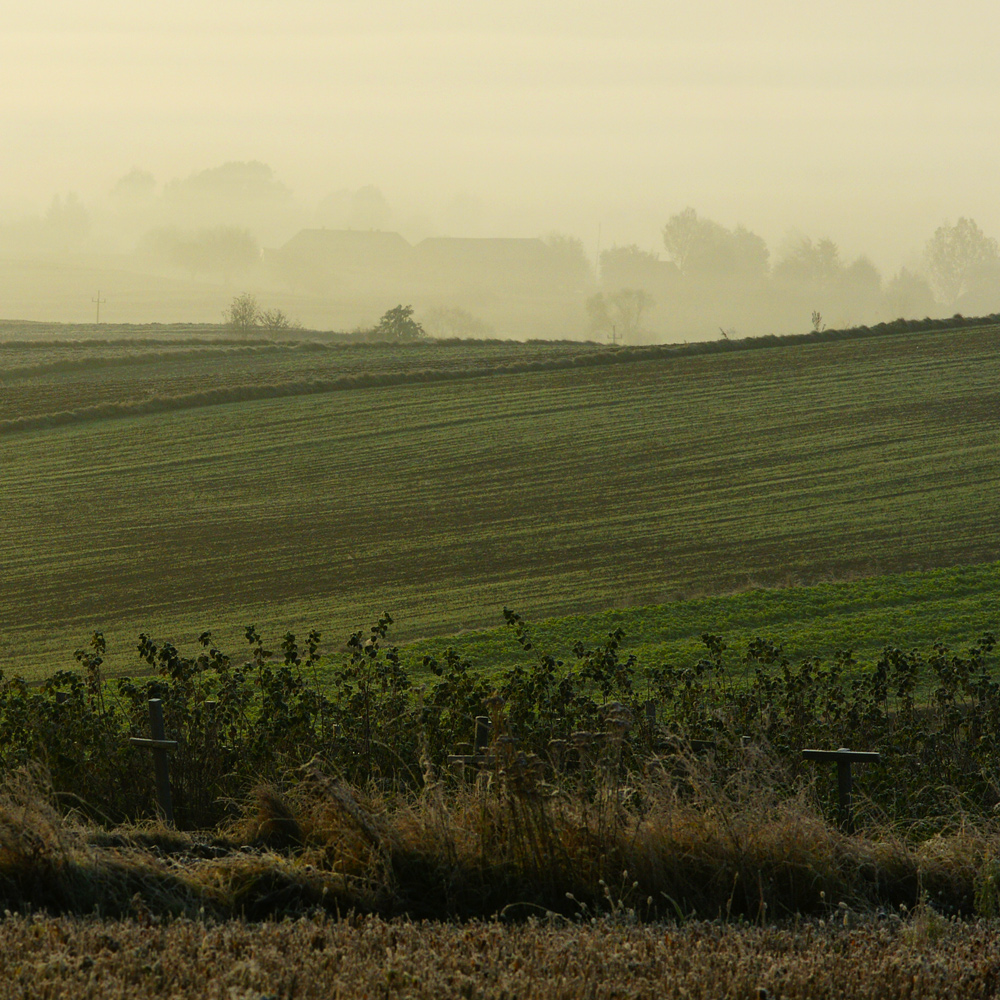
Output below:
[92,290,106,324]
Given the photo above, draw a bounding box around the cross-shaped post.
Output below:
[130,699,178,826]
[801,747,880,834]
[92,290,106,324]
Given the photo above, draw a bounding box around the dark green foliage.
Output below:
[0,614,997,833]
[644,629,1000,826]
[372,304,425,342]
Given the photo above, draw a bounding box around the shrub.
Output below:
[0,612,997,836]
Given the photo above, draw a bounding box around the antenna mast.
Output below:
[92,290,106,324]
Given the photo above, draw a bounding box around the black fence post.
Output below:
[837,756,853,831]
[447,717,496,776]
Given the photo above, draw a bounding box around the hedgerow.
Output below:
[1,611,996,834]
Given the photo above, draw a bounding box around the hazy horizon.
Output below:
[2,0,998,274]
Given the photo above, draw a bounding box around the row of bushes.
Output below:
[1,610,996,832]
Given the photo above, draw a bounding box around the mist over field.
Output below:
[1,1,998,337]
[8,8,1000,971]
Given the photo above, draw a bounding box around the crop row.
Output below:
[0,337,604,422]
[2,325,999,677]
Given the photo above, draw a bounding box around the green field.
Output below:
[400,559,1000,683]
[0,334,605,423]
[2,323,999,678]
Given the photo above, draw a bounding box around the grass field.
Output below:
[2,323,999,678]
[4,321,1000,988]
[0,334,604,423]
[401,558,1000,683]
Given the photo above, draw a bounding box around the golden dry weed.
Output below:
[0,759,998,926]
[0,912,998,999]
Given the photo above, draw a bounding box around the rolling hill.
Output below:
[2,322,999,677]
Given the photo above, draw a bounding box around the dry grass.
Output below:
[1,912,998,999]
[1,761,1000,995]
[0,752,996,926]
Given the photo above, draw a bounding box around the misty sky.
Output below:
[2,0,997,268]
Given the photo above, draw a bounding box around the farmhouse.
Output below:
[269,229,589,299]
[413,236,578,295]
[268,229,414,292]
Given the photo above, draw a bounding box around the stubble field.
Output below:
[3,912,998,999]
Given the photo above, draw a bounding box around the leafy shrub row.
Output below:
[0,611,996,831]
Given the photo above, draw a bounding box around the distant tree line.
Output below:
[591,211,1000,344]
[3,155,996,342]
[143,227,261,282]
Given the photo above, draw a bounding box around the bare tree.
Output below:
[224,293,260,336]
[609,289,653,338]
[586,289,653,344]
[925,218,999,305]
[259,308,293,334]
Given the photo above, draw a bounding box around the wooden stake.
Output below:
[474,716,491,752]
[130,699,178,826]
[801,747,880,834]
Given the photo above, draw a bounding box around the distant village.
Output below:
[268,230,592,297]
[258,227,683,340]
[0,161,994,339]
[253,228,605,339]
